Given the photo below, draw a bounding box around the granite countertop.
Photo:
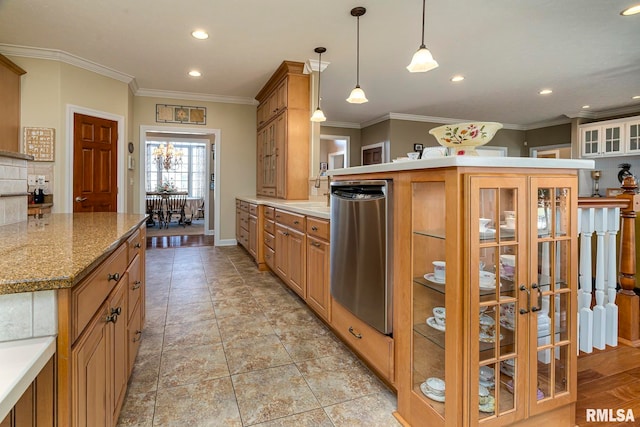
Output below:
[235,196,330,219]
[328,156,595,176]
[0,213,147,295]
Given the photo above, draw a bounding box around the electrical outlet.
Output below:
[37,175,45,185]
[28,175,37,186]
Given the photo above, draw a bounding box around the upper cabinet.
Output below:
[580,115,640,158]
[0,54,26,153]
[255,61,309,200]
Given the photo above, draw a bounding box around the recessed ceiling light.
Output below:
[539,89,553,95]
[633,95,640,100]
[188,70,202,77]
[582,105,590,109]
[191,30,209,40]
[450,75,464,82]
[621,4,640,15]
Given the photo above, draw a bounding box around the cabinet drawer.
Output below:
[264,231,275,250]
[264,206,275,220]
[238,227,249,247]
[127,302,142,376]
[275,209,306,232]
[306,217,330,241]
[262,188,276,197]
[127,256,142,323]
[249,203,258,216]
[72,243,128,342]
[235,199,241,209]
[240,211,249,231]
[127,228,143,265]
[264,219,275,235]
[264,245,275,270]
[331,299,394,383]
[239,201,249,212]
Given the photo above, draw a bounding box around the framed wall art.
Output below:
[156,104,207,125]
[23,127,55,161]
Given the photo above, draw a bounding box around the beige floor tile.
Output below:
[224,334,293,375]
[127,354,161,394]
[163,318,221,350]
[158,342,229,389]
[250,408,333,427]
[153,377,241,427]
[213,296,264,319]
[165,300,215,325]
[217,313,275,342]
[209,285,253,301]
[324,390,400,427]
[232,364,320,425]
[167,287,211,305]
[116,390,156,427]
[279,333,349,362]
[296,354,388,406]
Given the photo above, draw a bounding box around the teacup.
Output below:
[479,218,491,232]
[479,314,495,333]
[426,377,445,395]
[479,366,495,382]
[433,261,446,282]
[506,217,516,229]
[433,306,446,326]
[504,210,515,219]
[479,271,496,287]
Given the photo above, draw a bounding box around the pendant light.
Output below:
[347,7,368,104]
[406,0,439,73]
[310,47,327,122]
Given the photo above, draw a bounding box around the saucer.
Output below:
[479,378,494,389]
[424,273,445,284]
[420,382,445,402]
[500,319,515,331]
[479,395,496,413]
[427,317,446,332]
[479,331,504,343]
[480,228,496,240]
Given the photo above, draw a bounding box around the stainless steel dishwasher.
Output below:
[330,179,393,335]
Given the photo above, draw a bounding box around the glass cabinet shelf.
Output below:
[414,277,446,294]
[413,229,445,239]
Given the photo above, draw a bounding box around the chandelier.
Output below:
[152,143,183,170]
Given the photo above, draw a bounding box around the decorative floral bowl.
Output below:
[428,122,503,156]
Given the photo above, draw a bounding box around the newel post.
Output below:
[616,176,640,346]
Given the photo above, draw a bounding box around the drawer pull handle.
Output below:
[293,220,300,224]
[275,214,280,218]
[111,307,122,316]
[133,330,142,342]
[108,272,120,282]
[311,226,318,231]
[134,242,141,248]
[106,314,117,323]
[132,281,141,290]
[519,284,530,315]
[311,242,321,247]
[531,283,542,312]
[348,326,362,339]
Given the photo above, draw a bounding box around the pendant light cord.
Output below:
[356,15,360,86]
[317,51,322,107]
[420,0,426,48]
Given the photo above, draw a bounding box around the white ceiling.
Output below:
[1,0,639,129]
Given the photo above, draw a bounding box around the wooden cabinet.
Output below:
[236,200,249,249]
[0,54,26,153]
[255,61,309,200]
[236,200,266,270]
[57,224,146,427]
[306,217,331,322]
[393,167,578,427]
[274,209,306,298]
[1,356,56,427]
[580,114,640,157]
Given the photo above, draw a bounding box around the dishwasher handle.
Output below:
[331,187,385,201]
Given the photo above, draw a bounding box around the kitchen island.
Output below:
[0,213,147,426]
[327,156,593,426]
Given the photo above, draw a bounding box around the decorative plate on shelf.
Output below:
[479,395,496,413]
[420,382,446,402]
[480,229,496,240]
[424,273,445,284]
[426,317,446,332]
[479,331,504,343]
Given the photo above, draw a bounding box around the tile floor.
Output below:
[117,244,400,426]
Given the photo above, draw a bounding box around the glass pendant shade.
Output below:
[310,107,327,122]
[346,85,368,104]
[407,46,439,73]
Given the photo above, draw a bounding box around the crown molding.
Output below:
[134,88,258,105]
[565,104,640,121]
[323,121,361,129]
[0,44,135,84]
[304,59,330,74]
[521,117,572,131]
[564,111,597,120]
[388,113,525,131]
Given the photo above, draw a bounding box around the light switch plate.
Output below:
[28,175,36,186]
[37,175,45,185]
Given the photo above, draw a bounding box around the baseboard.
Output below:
[216,238,237,246]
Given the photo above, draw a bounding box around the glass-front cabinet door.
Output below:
[469,176,528,425]
[528,178,577,416]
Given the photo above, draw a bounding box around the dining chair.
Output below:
[146,195,165,228]
[165,194,187,227]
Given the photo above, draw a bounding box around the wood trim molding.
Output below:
[0,53,26,75]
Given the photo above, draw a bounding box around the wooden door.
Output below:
[249,215,258,258]
[73,305,110,427]
[275,223,289,280]
[73,113,118,212]
[362,147,382,165]
[307,236,330,321]
[287,228,306,298]
[275,113,287,198]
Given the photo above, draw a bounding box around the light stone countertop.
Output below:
[236,196,330,219]
[328,156,595,176]
[0,213,148,295]
[0,336,55,421]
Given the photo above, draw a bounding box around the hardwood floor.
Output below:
[576,345,640,426]
[146,234,215,248]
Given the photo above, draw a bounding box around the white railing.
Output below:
[577,205,621,353]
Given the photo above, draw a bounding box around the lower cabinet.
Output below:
[306,217,331,322]
[275,209,307,299]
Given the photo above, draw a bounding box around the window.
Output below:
[145,140,207,198]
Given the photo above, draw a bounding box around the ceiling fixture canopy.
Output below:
[347,7,368,104]
[407,0,439,73]
[310,47,327,122]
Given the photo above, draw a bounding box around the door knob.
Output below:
[75,196,88,202]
